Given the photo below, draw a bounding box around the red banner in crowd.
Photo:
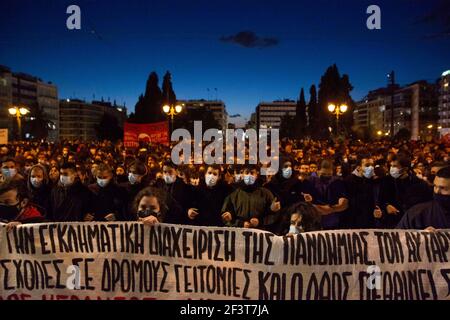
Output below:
[124,121,169,148]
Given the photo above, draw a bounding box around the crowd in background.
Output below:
[0,138,449,233]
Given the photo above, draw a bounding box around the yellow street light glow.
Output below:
[438,126,442,129]
[328,104,336,112]
[377,130,382,136]
[175,105,183,113]
[19,108,29,115]
[8,107,17,115]
[162,105,171,114]
[427,124,433,129]
[339,104,348,113]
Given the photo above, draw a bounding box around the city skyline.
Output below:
[1,0,449,124]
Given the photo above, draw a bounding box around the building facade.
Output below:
[256,100,297,129]
[354,81,439,140]
[0,65,59,141]
[438,70,450,136]
[177,99,228,130]
[59,99,127,141]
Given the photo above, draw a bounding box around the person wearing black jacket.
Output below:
[86,163,127,222]
[49,163,93,222]
[265,158,316,234]
[397,166,450,230]
[187,164,232,227]
[120,160,149,219]
[344,155,377,229]
[377,152,433,228]
[154,161,193,224]
[27,164,52,217]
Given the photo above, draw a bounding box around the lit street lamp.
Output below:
[8,106,29,140]
[162,103,183,135]
[327,103,347,136]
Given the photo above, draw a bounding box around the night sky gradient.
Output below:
[1,0,449,124]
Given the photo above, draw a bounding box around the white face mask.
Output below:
[234,174,241,183]
[60,175,75,187]
[163,174,176,185]
[128,173,141,185]
[289,225,302,234]
[363,166,375,179]
[2,168,17,179]
[205,174,218,187]
[390,167,401,179]
[30,177,43,188]
[97,178,110,188]
[282,167,293,179]
[243,174,256,186]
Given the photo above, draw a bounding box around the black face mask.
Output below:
[434,193,450,211]
[137,208,159,219]
[0,203,21,221]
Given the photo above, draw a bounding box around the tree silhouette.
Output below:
[307,85,318,137]
[317,64,355,138]
[27,105,49,140]
[295,88,307,138]
[96,112,123,141]
[279,112,296,139]
[133,72,164,123]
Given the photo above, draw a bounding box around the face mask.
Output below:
[97,178,110,188]
[390,167,401,179]
[60,175,75,187]
[282,167,293,179]
[1,168,17,180]
[0,203,21,220]
[205,174,218,187]
[128,173,141,185]
[163,174,176,185]
[434,193,450,211]
[289,224,303,234]
[363,166,375,179]
[30,177,43,188]
[234,174,241,183]
[243,174,256,186]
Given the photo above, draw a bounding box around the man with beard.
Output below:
[397,166,450,229]
[187,164,232,227]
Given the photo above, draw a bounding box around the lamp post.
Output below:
[8,106,29,140]
[162,103,183,136]
[327,103,347,136]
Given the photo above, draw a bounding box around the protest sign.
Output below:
[1,222,450,300]
[124,122,168,148]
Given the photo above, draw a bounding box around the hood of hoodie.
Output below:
[27,164,50,190]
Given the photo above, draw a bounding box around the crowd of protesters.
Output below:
[0,138,449,234]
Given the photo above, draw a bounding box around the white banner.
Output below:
[1,222,450,300]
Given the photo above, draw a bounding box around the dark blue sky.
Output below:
[1,0,449,123]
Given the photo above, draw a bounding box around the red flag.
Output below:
[124,121,169,148]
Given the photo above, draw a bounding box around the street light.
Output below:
[377,130,383,136]
[8,106,29,140]
[327,103,348,135]
[162,103,183,135]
